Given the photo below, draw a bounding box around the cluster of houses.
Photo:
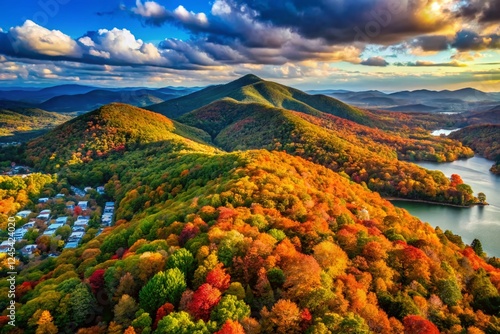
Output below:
[0,185,115,257]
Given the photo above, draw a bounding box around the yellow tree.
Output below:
[36,310,58,334]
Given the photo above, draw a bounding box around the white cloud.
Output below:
[8,20,81,57]
[132,0,168,19]
[173,5,208,26]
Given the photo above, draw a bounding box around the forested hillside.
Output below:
[1,144,499,333]
[179,99,475,205]
[450,125,500,174]
[0,106,70,141]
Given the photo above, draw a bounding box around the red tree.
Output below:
[450,174,463,187]
[403,315,439,334]
[206,263,231,292]
[88,269,106,294]
[188,283,222,321]
[154,302,174,329]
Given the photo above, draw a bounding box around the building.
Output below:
[42,223,64,236]
[38,198,49,203]
[16,210,32,218]
[77,201,89,210]
[21,244,37,256]
[55,216,68,224]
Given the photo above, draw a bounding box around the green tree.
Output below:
[437,279,462,307]
[56,225,72,240]
[139,268,187,314]
[478,192,487,203]
[154,311,214,334]
[166,248,195,281]
[70,283,96,327]
[471,239,485,257]
[210,295,250,327]
[114,294,139,327]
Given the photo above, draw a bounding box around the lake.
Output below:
[392,156,500,257]
[430,128,461,136]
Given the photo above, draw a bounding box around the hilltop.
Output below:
[148,74,374,126]
[25,103,216,171]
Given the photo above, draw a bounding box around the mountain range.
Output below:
[309,87,500,114]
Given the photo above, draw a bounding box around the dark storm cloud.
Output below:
[452,30,500,51]
[411,35,451,51]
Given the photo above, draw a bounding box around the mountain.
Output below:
[0,84,99,103]
[39,89,179,113]
[25,103,216,170]
[313,88,500,114]
[0,104,71,142]
[148,74,374,127]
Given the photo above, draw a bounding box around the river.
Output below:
[392,156,500,257]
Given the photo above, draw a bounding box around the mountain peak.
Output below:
[233,74,263,85]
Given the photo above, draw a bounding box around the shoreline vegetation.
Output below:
[386,197,489,208]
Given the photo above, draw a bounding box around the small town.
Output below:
[0,184,115,259]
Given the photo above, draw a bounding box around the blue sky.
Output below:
[0,0,499,91]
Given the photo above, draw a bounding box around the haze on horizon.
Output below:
[0,0,499,91]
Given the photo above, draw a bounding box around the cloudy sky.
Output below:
[0,0,499,91]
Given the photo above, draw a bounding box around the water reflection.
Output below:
[392,156,500,257]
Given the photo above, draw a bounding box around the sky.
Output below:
[0,0,499,91]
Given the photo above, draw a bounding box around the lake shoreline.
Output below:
[386,197,489,208]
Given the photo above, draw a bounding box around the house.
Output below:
[68,231,85,242]
[56,216,68,224]
[21,244,37,256]
[55,193,65,199]
[36,213,50,221]
[43,223,64,236]
[97,186,105,195]
[103,207,114,214]
[105,202,115,208]
[74,219,89,227]
[22,222,35,229]
[40,209,51,214]
[64,241,79,249]
[72,226,86,232]
[14,228,27,240]
[38,198,50,203]
[0,240,12,253]
[78,201,88,210]
[16,210,32,218]
[84,187,92,193]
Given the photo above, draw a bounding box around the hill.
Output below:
[0,105,71,142]
[178,98,475,205]
[25,103,217,171]
[148,74,375,127]
[449,124,500,174]
[463,106,500,125]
